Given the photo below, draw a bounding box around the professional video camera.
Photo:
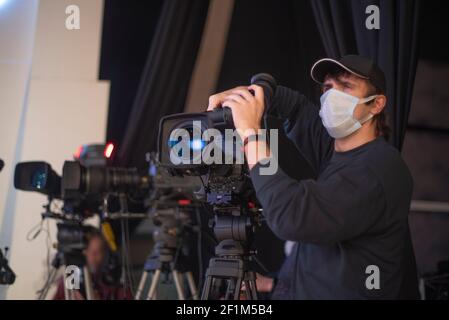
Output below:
[157,73,276,208]
[158,73,276,176]
[14,143,151,219]
[157,73,277,300]
[13,145,209,299]
[13,159,94,298]
[13,143,150,299]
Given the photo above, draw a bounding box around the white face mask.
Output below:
[319,88,378,139]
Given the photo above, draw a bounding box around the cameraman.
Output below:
[53,229,132,300]
[207,55,419,299]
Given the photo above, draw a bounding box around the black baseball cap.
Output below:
[310,55,386,93]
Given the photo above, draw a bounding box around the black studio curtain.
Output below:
[116,0,210,168]
[101,1,164,148]
[311,0,421,150]
[217,0,326,181]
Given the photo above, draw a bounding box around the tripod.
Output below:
[201,214,258,300]
[135,208,198,300]
[37,220,96,300]
[135,241,198,300]
[38,249,95,300]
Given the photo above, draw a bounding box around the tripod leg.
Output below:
[135,271,149,300]
[186,272,199,300]
[63,267,72,300]
[146,269,161,300]
[246,271,258,300]
[66,290,75,300]
[38,267,59,300]
[249,280,258,300]
[212,278,223,299]
[223,278,241,300]
[243,279,258,300]
[83,266,94,300]
[172,270,185,300]
[233,278,243,300]
[224,279,233,300]
[200,275,212,300]
[243,280,250,299]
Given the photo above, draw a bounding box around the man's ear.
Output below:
[371,95,387,115]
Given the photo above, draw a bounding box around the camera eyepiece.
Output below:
[14,162,61,198]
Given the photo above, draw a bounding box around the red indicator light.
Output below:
[74,145,83,159]
[104,143,114,158]
[178,199,191,206]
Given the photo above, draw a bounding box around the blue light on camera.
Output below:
[190,139,206,151]
[31,169,47,190]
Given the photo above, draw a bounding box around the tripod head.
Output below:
[211,212,259,258]
[144,198,199,274]
[201,197,262,300]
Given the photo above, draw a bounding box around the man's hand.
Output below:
[207,86,247,111]
[208,85,271,170]
[207,85,265,139]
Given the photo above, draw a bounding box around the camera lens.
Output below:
[62,161,148,198]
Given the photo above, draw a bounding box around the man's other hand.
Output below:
[207,85,265,139]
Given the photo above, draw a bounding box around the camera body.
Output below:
[14,144,150,207]
[157,73,276,211]
[157,73,276,176]
[157,109,235,175]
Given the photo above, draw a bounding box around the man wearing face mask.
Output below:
[207,55,419,299]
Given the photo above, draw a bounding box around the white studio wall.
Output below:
[0,0,109,299]
[0,0,40,299]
